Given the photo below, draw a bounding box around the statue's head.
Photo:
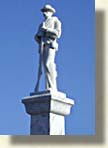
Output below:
[41,4,56,18]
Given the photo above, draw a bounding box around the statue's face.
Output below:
[43,11,53,18]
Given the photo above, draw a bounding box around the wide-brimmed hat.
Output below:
[41,4,56,13]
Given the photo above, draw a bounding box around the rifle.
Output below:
[34,37,44,92]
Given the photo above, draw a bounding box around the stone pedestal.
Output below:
[22,90,74,135]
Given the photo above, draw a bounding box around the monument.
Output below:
[22,4,74,135]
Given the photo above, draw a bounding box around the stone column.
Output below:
[22,90,74,135]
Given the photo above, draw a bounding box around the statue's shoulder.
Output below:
[52,16,62,25]
[52,16,60,21]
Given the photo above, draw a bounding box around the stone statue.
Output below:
[34,4,62,92]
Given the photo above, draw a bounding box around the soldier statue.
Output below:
[34,4,62,92]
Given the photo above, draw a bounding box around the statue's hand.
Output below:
[41,27,47,32]
[45,29,58,40]
[34,35,41,44]
[47,29,58,37]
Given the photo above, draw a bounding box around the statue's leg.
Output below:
[43,45,57,91]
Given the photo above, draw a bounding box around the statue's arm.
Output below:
[46,17,62,39]
[34,23,43,44]
[54,18,62,38]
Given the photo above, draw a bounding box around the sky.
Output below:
[0,0,95,135]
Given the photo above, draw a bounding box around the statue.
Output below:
[34,4,62,92]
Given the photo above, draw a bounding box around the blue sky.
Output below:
[0,0,95,135]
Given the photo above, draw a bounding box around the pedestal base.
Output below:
[31,113,65,135]
[22,90,74,135]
